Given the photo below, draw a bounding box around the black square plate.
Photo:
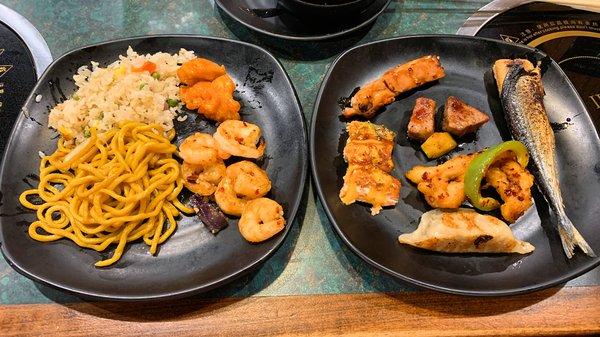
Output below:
[310,35,600,296]
[0,35,307,301]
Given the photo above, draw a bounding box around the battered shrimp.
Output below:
[181,161,226,196]
[226,161,271,199]
[214,161,271,216]
[179,133,219,166]
[214,120,266,159]
[238,198,285,243]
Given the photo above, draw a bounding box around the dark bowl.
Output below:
[279,0,375,18]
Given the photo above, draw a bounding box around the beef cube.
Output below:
[442,96,490,137]
[407,97,436,141]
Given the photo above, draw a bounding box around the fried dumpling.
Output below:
[398,208,534,254]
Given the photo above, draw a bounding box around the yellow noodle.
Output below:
[19,121,194,267]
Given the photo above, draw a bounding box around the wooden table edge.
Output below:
[1,286,599,336]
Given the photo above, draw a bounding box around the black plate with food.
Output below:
[215,0,390,41]
[0,35,307,300]
[310,35,600,295]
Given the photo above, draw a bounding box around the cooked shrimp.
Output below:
[405,153,476,209]
[181,161,226,196]
[177,58,226,86]
[226,161,271,199]
[214,120,266,159]
[179,133,219,166]
[238,198,285,243]
[213,161,271,216]
[214,176,247,216]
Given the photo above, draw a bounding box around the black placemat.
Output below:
[0,21,37,157]
[473,1,600,128]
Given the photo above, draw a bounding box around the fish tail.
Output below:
[557,214,596,258]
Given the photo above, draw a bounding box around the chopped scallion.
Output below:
[166,98,179,108]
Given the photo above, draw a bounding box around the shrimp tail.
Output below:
[557,213,596,258]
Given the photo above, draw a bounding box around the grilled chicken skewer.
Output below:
[493,59,596,258]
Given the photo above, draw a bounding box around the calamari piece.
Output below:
[399,208,535,254]
[343,55,445,118]
[339,164,401,215]
[405,154,476,209]
[484,154,534,223]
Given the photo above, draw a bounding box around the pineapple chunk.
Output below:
[421,132,457,159]
[113,64,126,79]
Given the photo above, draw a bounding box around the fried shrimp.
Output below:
[226,161,271,199]
[214,161,271,216]
[181,161,226,196]
[238,198,285,243]
[179,133,219,166]
[214,120,266,159]
[406,153,476,209]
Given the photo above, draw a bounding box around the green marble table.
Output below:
[0,0,598,306]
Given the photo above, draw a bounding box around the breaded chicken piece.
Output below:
[177,58,226,86]
[179,74,241,122]
[405,154,477,209]
[442,96,490,137]
[343,55,445,118]
[408,97,436,141]
[339,164,401,216]
[484,155,534,223]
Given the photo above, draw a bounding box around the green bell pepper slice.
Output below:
[464,140,529,211]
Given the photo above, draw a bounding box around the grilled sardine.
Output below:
[493,59,596,258]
